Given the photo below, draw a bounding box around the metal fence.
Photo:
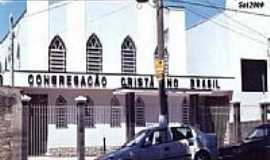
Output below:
[26,103,125,160]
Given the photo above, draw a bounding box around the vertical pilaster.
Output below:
[75,96,87,160]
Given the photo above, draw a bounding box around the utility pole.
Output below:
[9,14,15,87]
[156,0,168,127]
[136,0,168,127]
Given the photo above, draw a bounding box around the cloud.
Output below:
[0,0,9,5]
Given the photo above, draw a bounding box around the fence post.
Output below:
[231,99,241,144]
[259,98,270,124]
[21,94,31,160]
[75,96,87,160]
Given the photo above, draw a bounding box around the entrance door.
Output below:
[28,94,48,156]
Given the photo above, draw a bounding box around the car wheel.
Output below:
[195,151,211,160]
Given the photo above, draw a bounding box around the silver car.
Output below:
[96,126,191,160]
[172,125,218,160]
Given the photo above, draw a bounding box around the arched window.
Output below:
[85,96,95,128]
[49,35,66,73]
[86,34,103,73]
[110,96,121,127]
[136,97,145,127]
[182,97,190,124]
[154,47,169,76]
[121,36,136,74]
[55,95,68,128]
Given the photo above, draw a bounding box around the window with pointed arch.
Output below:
[110,96,121,127]
[55,95,68,128]
[85,96,95,128]
[121,36,136,74]
[49,35,66,73]
[86,33,103,73]
[136,97,146,127]
[154,47,169,76]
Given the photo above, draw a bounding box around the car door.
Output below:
[135,129,164,160]
[168,127,191,160]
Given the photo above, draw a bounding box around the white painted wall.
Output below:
[187,0,270,121]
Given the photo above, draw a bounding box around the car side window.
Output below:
[267,128,270,136]
[174,127,193,139]
[144,129,168,146]
[247,128,265,139]
[171,128,186,141]
[152,130,167,145]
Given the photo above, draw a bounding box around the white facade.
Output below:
[0,0,247,156]
[0,0,197,155]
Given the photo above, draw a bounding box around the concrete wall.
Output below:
[0,88,22,160]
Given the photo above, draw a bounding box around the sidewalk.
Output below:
[28,156,97,160]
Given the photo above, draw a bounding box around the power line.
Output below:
[24,1,71,19]
[167,0,270,17]
[205,0,268,39]
[185,7,267,46]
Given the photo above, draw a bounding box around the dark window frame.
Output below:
[55,95,68,129]
[86,33,103,73]
[121,36,136,74]
[241,59,268,92]
[135,96,146,127]
[110,96,121,128]
[85,96,95,128]
[48,35,66,73]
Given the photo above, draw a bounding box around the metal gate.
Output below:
[28,94,48,156]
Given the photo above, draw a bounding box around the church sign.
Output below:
[9,72,232,90]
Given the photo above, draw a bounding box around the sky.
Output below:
[0,0,225,41]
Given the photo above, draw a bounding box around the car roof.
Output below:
[255,124,270,129]
[144,125,192,131]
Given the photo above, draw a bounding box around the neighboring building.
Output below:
[187,0,270,140]
[0,0,236,157]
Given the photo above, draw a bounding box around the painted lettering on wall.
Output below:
[27,73,221,90]
[121,76,155,89]
[28,74,107,88]
[190,78,220,90]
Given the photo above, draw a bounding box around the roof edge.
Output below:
[0,9,27,44]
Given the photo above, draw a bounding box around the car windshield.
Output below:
[123,130,148,147]
[247,128,266,139]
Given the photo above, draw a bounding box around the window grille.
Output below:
[55,95,68,128]
[182,97,190,124]
[86,34,102,73]
[48,35,66,73]
[121,36,136,74]
[85,97,95,128]
[110,96,121,127]
[136,97,145,127]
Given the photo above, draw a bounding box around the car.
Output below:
[96,125,218,160]
[173,125,218,160]
[219,124,270,160]
[96,126,191,160]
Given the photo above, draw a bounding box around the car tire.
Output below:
[194,151,211,160]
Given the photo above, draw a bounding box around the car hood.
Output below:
[98,146,134,160]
